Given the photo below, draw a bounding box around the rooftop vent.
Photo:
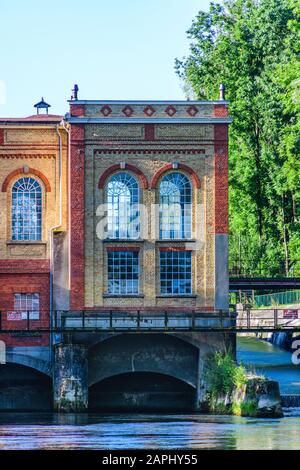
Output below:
[34,97,51,115]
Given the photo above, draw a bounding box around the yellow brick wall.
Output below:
[0,126,68,260]
[84,123,215,309]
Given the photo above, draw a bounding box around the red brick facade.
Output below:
[214,124,229,234]
[0,271,50,346]
[70,104,85,117]
[214,104,229,118]
[69,124,85,309]
[145,124,155,141]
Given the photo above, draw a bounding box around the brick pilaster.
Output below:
[70,124,85,309]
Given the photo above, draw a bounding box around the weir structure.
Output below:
[0,88,234,411]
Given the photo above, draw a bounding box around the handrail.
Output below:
[0,308,299,333]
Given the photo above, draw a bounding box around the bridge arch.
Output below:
[88,333,199,389]
[89,371,196,411]
[0,361,53,410]
[5,352,52,377]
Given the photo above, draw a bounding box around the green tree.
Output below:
[176,0,300,276]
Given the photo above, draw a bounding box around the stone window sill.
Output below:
[156,294,197,298]
[103,294,144,298]
[7,240,47,245]
[102,239,145,243]
[155,239,196,243]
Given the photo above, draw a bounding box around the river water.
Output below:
[0,337,299,450]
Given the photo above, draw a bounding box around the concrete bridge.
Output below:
[0,329,233,412]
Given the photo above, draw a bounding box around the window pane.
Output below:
[107,251,139,294]
[13,293,40,320]
[106,173,140,239]
[159,172,192,239]
[160,251,192,294]
[11,177,42,241]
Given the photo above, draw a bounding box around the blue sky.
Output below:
[0,0,211,117]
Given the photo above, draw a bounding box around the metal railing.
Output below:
[254,290,300,307]
[0,309,235,333]
[237,307,300,330]
[0,308,300,332]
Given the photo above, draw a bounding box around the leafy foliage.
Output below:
[176,0,300,276]
[205,352,247,395]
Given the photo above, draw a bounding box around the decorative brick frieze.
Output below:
[4,129,58,144]
[122,106,134,117]
[0,154,56,159]
[100,105,113,117]
[155,124,213,140]
[143,105,155,117]
[95,149,205,155]
[187,106,199,117]
[165,105,177,116]
[77,101,231,120]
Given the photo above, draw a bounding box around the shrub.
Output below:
[205,352,247,397]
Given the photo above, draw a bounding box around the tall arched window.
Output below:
[12,177,42,241]
[107,172,139,239]
[159,172,192,239]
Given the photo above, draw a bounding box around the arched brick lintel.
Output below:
[150,163,201,189]
[98,163,148,189]
[1,167,51,192]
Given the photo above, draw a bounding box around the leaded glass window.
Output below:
[12,177,42,241]
[107,172,139,239]
[160,251,192,294]
[159,172,192,239]
[107,250,139,295]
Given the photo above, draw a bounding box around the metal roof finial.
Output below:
[71,84,79,101]
[219,84,225,101]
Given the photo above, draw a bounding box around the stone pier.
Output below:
[53,344,88,412]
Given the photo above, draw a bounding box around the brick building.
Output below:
[0,108,68,349]
[0,91,232,411]
[68,97,230,314]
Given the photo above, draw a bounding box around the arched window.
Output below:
[12,177,42,241]
[107,172,139,239]
[159,172,192,239]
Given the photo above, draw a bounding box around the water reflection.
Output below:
[0,412,300,450]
